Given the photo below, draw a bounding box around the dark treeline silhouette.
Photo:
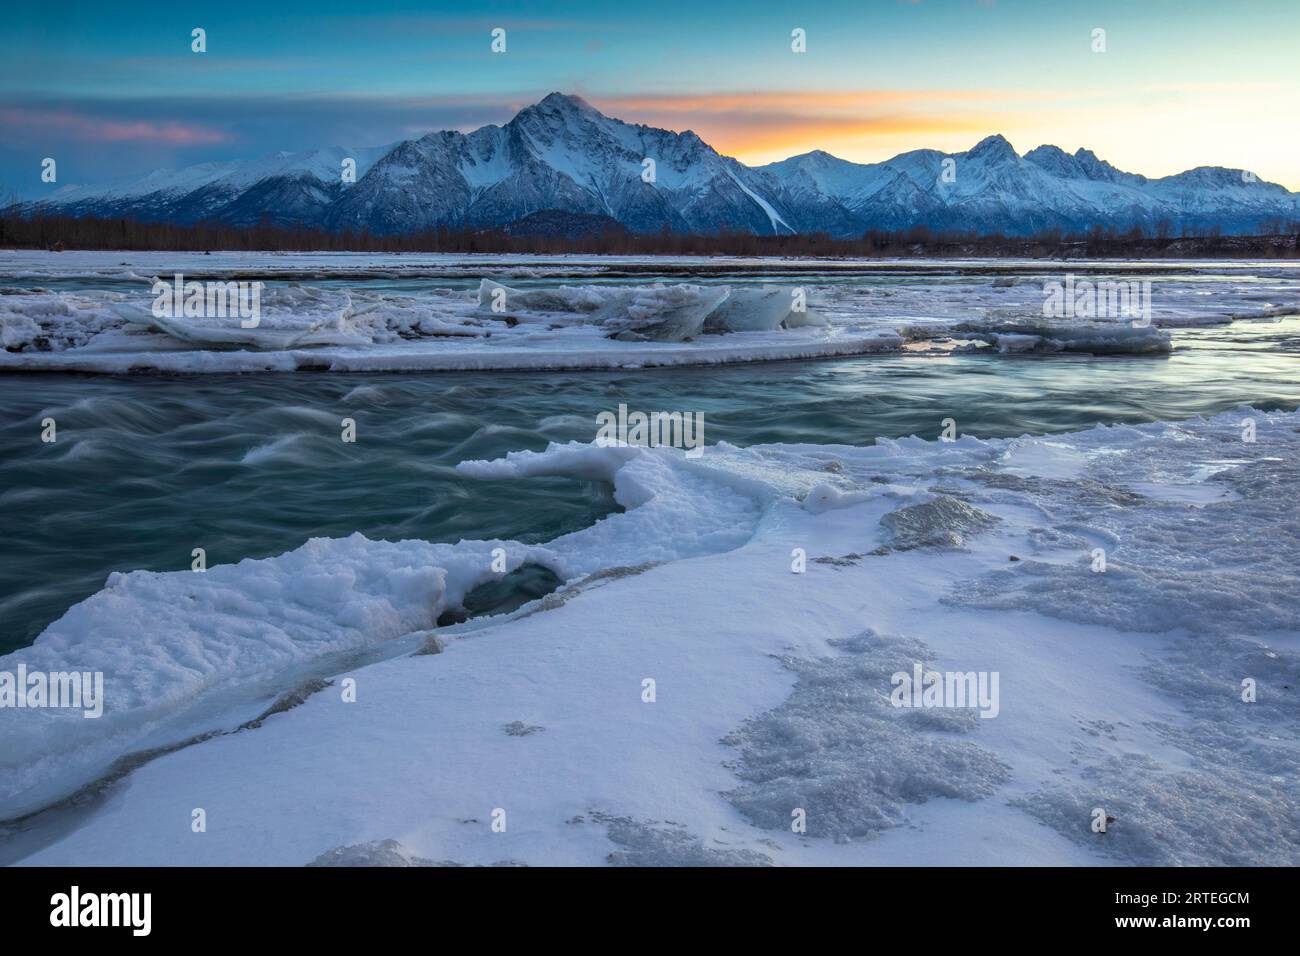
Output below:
[2,212,1298,259]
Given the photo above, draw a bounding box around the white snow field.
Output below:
[2,406,1296,866]
[3,252,1299,372]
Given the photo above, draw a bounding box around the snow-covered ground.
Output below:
[3,252,1299,373]
[3,406,1296,866]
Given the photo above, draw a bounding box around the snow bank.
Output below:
[0,441,762,816]
[0,535,559,814]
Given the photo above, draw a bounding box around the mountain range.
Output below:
[16,93,1300,238]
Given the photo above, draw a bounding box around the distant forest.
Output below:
[2,210,1298,259]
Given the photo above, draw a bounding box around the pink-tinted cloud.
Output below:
[0,106,231,145]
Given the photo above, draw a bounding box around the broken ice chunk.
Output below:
[599,284,730,342]
[705,287,798,332]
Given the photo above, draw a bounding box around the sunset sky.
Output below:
[3,0,1298,195]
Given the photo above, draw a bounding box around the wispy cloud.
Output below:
[0,106,231,145]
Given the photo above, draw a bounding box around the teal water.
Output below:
[1,317,1298,653]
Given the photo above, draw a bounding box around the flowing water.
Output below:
[2,312,1297,653]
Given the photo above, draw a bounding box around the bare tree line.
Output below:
[1,210,1297,259]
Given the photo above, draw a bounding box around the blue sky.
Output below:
[4,0,1298,196]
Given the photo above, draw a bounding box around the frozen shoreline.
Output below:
[3,406,1297,866]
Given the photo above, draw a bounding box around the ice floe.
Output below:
[4,252,1296,372]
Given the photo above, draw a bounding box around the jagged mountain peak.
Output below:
[1071,147,1127,182]
[1024,144,1069,160]
[1022,145,1077,177]
[780,149,849,169]
[965,134,1019,162]
[1024,144,1125,183]
[538,91,594,110]
[520,92,600,121]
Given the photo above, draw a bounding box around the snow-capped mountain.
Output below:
[761,134,1299,236]
[324,92,794,235]
[16,93,1300,237]
[33,144,394,228]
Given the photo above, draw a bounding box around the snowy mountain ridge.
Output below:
[17,93,1300,237]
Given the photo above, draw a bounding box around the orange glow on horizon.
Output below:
[582,88,1300,189]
